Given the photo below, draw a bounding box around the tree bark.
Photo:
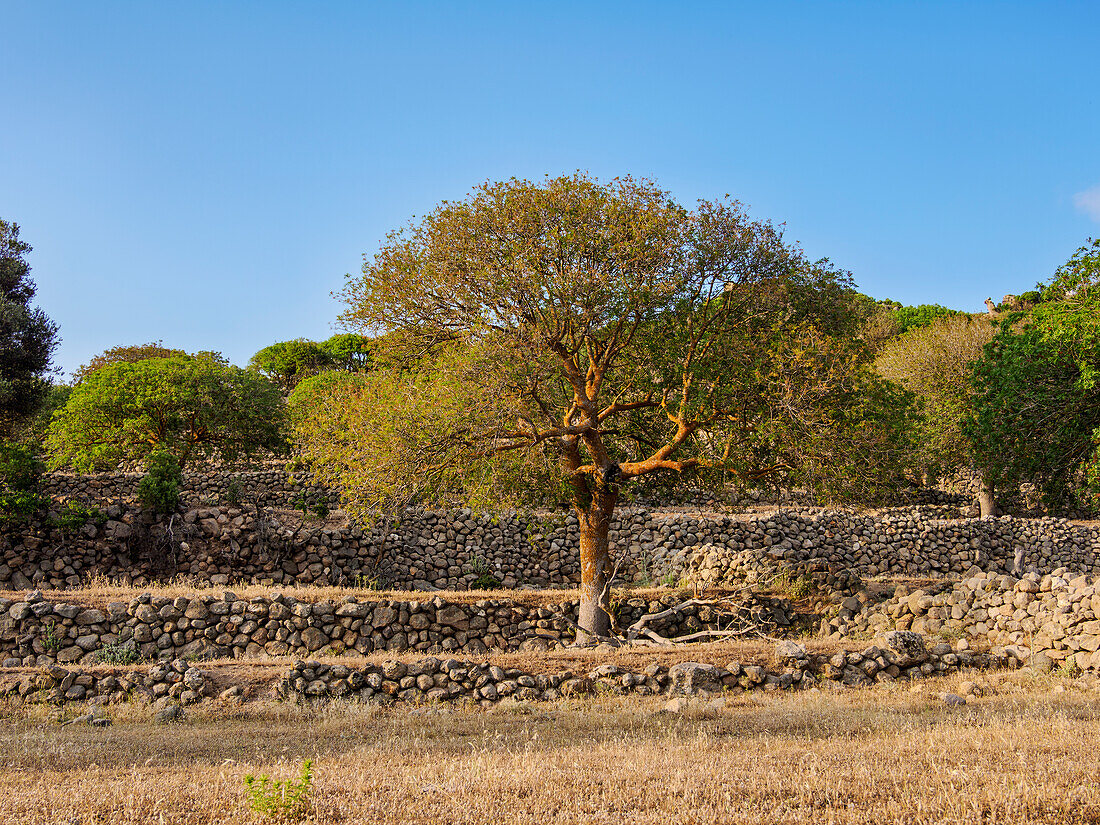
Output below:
[978,476,998,517]
[574,487,617,645]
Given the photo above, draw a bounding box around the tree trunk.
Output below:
[574,488,617,645]
[978,476,998,517]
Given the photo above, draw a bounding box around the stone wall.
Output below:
[0,591,796,667]
[840,568,1100,673]
[4,500,1100,593]
[0,632,1008,713]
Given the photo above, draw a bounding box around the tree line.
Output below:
[1,176,1097,638]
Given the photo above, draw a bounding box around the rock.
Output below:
[774,640,806,662]
[667,662,723,695]
[877,631,928,668]
[1028,652,1054,674]
[660,698,689,713]
[153,704,185,724]
[942,693,966,706]
[300,628,329,652]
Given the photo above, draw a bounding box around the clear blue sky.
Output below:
[2,1,1098,378]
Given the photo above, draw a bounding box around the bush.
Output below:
[243,759,313,822]
[137,451,182,513]
[0,440,46,523]
[95,639,139,665]
[49,500,106,530]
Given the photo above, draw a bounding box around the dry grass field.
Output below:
[2,671,1100,824]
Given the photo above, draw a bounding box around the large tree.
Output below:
[305,174,911,640]
[72,341,187,383]
[0,220,59,435]
[46,353,287,471]
[967,239,1100,514]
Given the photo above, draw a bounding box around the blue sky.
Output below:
[2,1,1098,378]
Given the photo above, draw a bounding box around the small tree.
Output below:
[46,353,287,471]
[0,220,59,436]
[309,174,913,640]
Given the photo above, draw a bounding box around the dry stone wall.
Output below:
[0,590,796,667]
[4,500,1100,592]
[841,568,1100,674]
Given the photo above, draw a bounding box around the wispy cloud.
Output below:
[1074,184,1100,223]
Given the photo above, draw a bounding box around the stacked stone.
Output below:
[0,591,793,666]
[842,568,1100,672]
[3,499,1100,592]
[279,632,996,706]
[0,659,213,705]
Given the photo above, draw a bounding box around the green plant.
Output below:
[1053,659,1081,679]
[468,556,502,590]
[243,759,313,822]
[42,620,62,654]
[354,572,386,590]
[0,440,46,523]
[659,570,680,589]
[225,478,243,507]
[95,639,139,665]
[49,500,106,530]
[137,450,182,513]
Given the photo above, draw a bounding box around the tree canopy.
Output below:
[0,220,59,435]
[73,341,187,383]
[967,239,1100,512]
[298,173,914,638]
[46,353,287,471]
[249,334,374,390]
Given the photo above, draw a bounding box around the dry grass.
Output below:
[2,671,1100,824]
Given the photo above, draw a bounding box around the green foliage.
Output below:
[73,341,187,383]
[0,439,46,522]
[875,315,997,478]
[49,500,106,530]
[967,239,1100,511]
[42,620,62,653]
[94,639,139,665]
[0,220,59,436]
[137,451,182,513]
[318,333,374,372]
[46,353,287,471]
[298,174,914,525]
[891,303,964,334]
[225,478,244,507]
[468,556,502,590]
[290,490,329,520]
[243,759,313,823]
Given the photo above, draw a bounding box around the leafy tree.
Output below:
[890,303,964,335]
[875,315,996,481]
[46,353,287,471]
[967,239,1100,513]
[0,220,59,435]
[248,339,333,390]
[73,341,186,383]
[0,439,47,522]
[302,173,914,639]
[319,333,374,372]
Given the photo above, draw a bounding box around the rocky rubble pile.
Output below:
[841,568,1100,672]
[0,590,796,666]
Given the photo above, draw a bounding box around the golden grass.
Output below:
[2,671,1099,824]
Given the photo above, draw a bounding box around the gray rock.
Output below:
[667,662,723,695]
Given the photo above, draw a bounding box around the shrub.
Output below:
[95,639,139,665]
[225,477,243,507]
[468,556,502,590]
[137,451,182,513]
[243,759,313,822]
[0,440,46,522]
[49,500,106,530]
